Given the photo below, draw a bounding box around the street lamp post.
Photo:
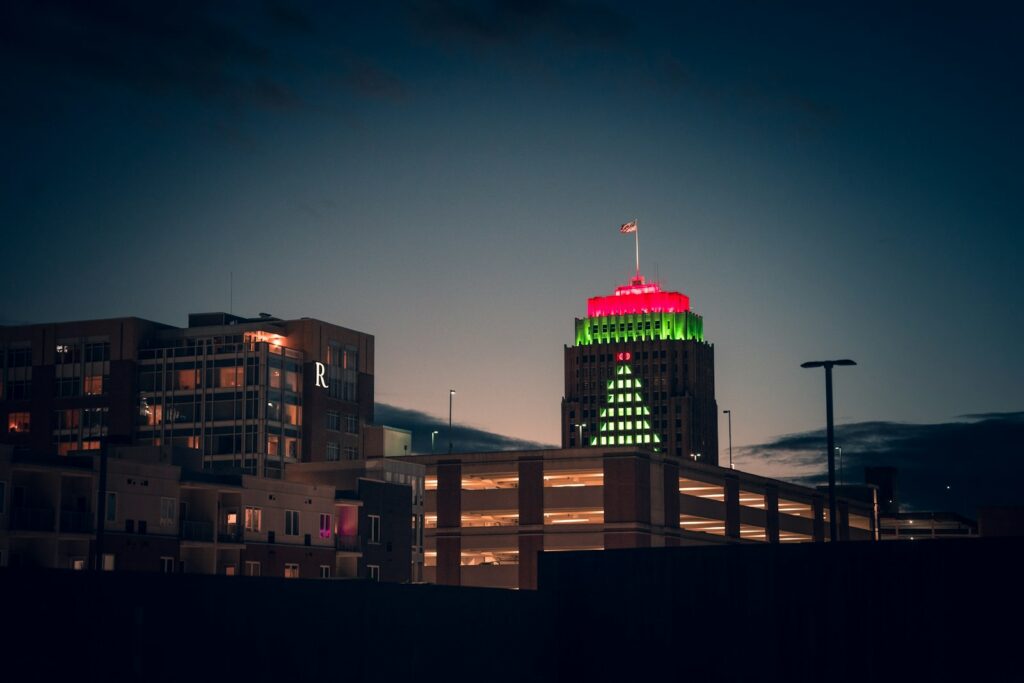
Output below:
[723,409,733,469]
[448,389,455,454]
[801,359,856,542]
[837,446,843,486]
[431,430,439,453]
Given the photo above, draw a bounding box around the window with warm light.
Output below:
[245,506,262,532]
[7,412,29,434]
[83,375,103,396]
[284,563,300,579]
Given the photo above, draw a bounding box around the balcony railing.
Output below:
[180,520,214,542]
[11,506,56,532]
[218,525,243,544]
[336,534,361,552]
[60,510,94,534]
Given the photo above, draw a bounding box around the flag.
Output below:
[619,220,637,234]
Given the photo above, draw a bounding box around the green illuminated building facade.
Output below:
[562,276,718,464]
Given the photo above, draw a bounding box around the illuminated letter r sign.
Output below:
[315,362,328,389]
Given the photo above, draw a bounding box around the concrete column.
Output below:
[518,534,544,590]
[436,462,461,586]
[765,485,780,543]
[517,457,545,590]
[603,454,651,549]
[724,475,740,540]
[812,495,825,543]
[662,461,679,529]
[518,459,543,526]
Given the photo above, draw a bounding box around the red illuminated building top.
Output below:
[587,276,690,318]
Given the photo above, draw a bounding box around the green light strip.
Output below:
[575,311,704,346]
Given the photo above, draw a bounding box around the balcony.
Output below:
[218,525,243,544]
[336,535,361,552]
[60,510,94,534]
[180,520,214,542]
[10,506,56,532]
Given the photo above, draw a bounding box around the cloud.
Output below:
[374,403,554,454]
[1,0,298,109]
[408,0,630,48]
[738,412,1024,518]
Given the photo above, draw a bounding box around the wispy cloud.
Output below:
[738,412,1024,517]
[375,403,554,454]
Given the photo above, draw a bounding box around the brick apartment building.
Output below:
[0,444,420,581]
[1,312,373,477]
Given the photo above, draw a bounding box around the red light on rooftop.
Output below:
[616,352,632,362]
[587,279,690,317]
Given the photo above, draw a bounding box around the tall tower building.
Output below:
[561,274,718,464]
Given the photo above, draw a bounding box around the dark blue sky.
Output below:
[2,2,1022,493]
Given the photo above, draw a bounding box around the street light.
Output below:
[448,389,455,454]
[837,446,843,486]
[722,409,733,469]
[801,359,856,542]
[431,430,439,453]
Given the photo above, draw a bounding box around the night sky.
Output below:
[3,2,1022,512]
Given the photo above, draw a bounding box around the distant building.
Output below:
[878,511,977,540]
[1,312,374,478]
[561,275,718,463]
[409,445,876,590]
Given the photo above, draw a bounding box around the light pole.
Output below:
[448,389,455,454]
[837,446,843,486]
[723,409,733,469]
[801,359,856,542]
[431,430,439,453]
[574,423,584,448]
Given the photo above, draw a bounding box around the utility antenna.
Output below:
[230,272,233,315]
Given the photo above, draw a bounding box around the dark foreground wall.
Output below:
[0,571,549,683]
[539,539,1024,682]
[3,540,1022,682]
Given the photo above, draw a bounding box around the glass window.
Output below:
[326,442,339,461]
[345,414,358,434]
[160,557,174,573]
[284,563,300,579]
[102,554,115,571]
[217,366,243,388]
[83,375,103,396]
[319,513,331,539]
[245,506,262,532]
[159,497,176,528]
[106,492,117,522]
[320,565,331,579]
[246,561,261,577]
[327,411,340,431]
[368,514,380,544]
[285,509,299,536]
[367,565,380,581]
[7,412,29,433]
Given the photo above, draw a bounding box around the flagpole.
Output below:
[634,219,640,279]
